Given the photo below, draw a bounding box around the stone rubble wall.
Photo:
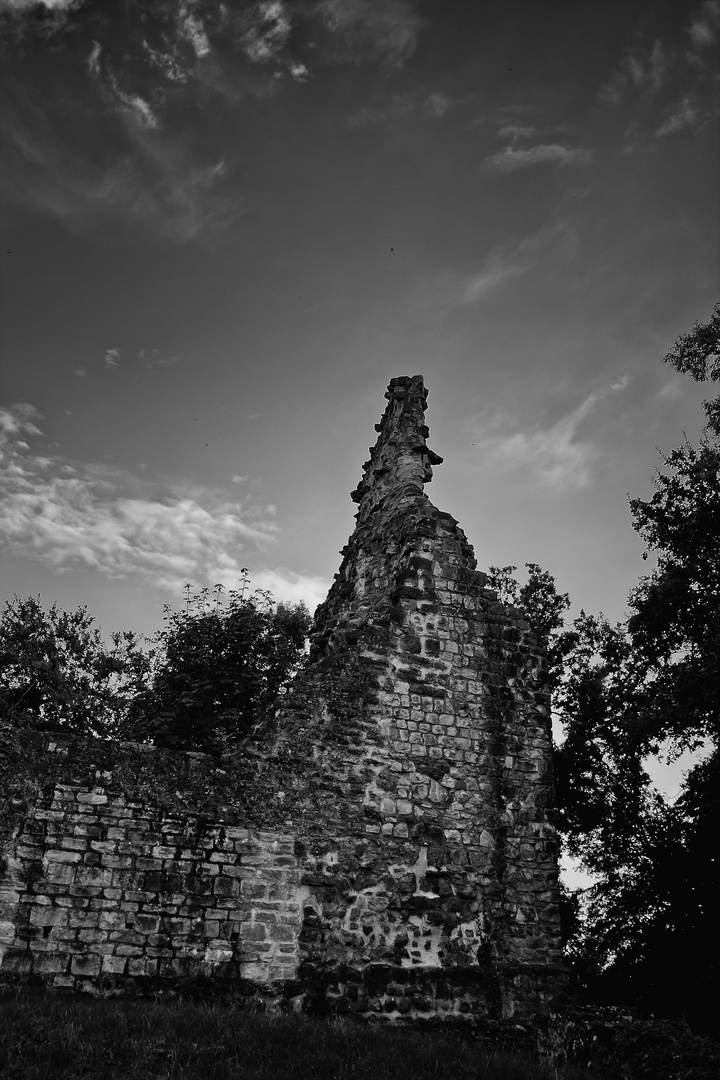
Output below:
[0,745,301,989]
[0,375,566,1024]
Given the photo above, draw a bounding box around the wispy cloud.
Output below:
[0,402,42,447]
[599,3,719,142]
[424,92,450,118]
[238,1,291,63]
[0,0,85,20]
[1,0,427,244]
[486,143,591,171]
[104,347,120,370]
[656,97,699,137]
[0,403,283,593]
[460,257,528,304]
[600,40,667,104]
[178,0,211,59]
[139,348,180,372]
[413,220,579,314]
[0,83,235,243]
[87,43,159,129]
[311,0,423,67]
[347,93,414,127]
[467,379,630,490]
[497,124,537,141]
[688,0,720,48]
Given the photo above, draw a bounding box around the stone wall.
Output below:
[0,376,565,1025]
[0,734,304,992]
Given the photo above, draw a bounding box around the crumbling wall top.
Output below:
[350,375,443,512]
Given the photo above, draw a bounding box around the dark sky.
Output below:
[1,0,718,650]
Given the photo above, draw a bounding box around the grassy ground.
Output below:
[0,993,596,1080]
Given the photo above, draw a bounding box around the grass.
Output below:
[0,992,597,1080]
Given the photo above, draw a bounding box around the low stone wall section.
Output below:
[0,736,302,991]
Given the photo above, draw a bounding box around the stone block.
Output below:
[32,952,70,974]
[242,922,267,942]
[127,957,158,977]
[76,792,108,806]
[241,881,267,900]
[71,954,101,976]
[134,913,160,933]
[98,911,127,932]
[29,906,68,928]
[45,850,81,865]
[114,944,143,957]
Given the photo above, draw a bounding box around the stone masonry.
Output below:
[0,376,565,1025]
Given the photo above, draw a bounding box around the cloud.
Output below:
[424,92,450,118]
[139,348,180,371]
[1,79,236,243]
[497,124,537,141]
[0,0,83,16]
[178,0,211,59]
[414,220,579,314]
[688,0,720,48]
[656,97,698,136]
[600,40,667,104]
[486,143,591,171]
[238,1,291,64]
[288,61,309,82]
[0,402,42,444]
[87,44,159,130]
[87,40,101,76]
[142,40,189,84]
[107,78,158,130]
[656,380,685,402]
[104,348,120,370]
[0,0,87,41]
[467,380,629,490]
[250,568,329,614]
[0,0,80,9]
[311,0,423,66]
[0,403,283,594]
[599,6,718,142]
[347,94,414,127]
[460,259,527,304]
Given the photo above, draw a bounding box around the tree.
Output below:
[487,317,720,1026]
[661,300,720,433]
[486,562,569,642]
[552,303,720,1030]
[0,595,151,738]
[124,583,311,754]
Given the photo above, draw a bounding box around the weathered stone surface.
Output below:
[0,376,564,1023]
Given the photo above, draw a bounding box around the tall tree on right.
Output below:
[557,303,720,1030]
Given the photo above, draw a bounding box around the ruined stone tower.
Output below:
[0,375,564,1023]
[269,374,565,1018]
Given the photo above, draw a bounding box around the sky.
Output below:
[1,0,718,657]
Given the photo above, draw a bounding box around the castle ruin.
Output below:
[0,376,564,1024]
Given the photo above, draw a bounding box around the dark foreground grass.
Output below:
[0,993,594,1080]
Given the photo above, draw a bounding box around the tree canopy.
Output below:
[124,583,311,754]
[0,595,150,739]
[0,584,311,753]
